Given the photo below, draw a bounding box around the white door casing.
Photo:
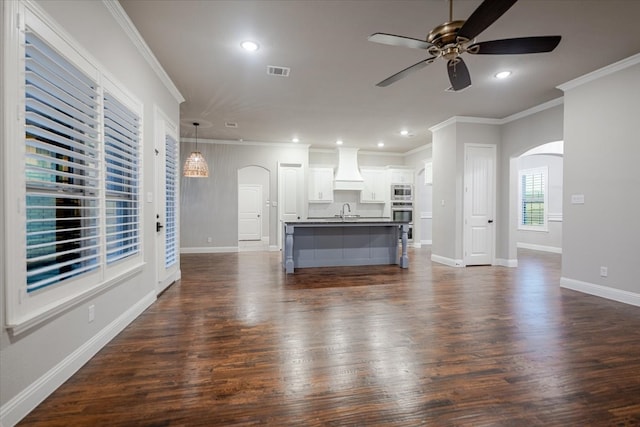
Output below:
[463,144,496,266]
[238,184,262,241]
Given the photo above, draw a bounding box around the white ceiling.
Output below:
[119,0,640,153]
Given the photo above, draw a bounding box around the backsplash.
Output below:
[308,191,388,218]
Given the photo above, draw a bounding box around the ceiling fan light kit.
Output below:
[368,0,561,91]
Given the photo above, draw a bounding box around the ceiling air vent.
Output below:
[225,122,238,128]
[267,65,290,77]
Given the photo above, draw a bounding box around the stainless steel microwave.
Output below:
[391,184,412,201]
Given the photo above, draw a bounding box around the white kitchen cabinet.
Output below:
[308,167,334,203]
[389,168,414,184]
[360,168,387,203]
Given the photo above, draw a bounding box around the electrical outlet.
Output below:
[600,266,608,277]
[88,304,95,322]
[207,237,212,243]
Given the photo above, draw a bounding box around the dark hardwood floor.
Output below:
[19,248,640,426]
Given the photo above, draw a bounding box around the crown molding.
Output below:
[102,0,184,104]
[403,143,432,157]
[428,96,565,134]
[558,52,640,92]
[181,138,310,149]
[501,97,564,123]
[428,116,502,133]
[309,147,406,156]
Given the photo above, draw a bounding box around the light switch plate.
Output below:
[571,194,585,204]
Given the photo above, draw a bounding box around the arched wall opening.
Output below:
[509,141,564,263]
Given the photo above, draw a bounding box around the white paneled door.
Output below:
[155,110,180,294]
[464,144,496,266]
[277,163,304,248]
[238,184,263,241]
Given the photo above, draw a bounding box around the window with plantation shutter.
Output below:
[519,167,548,231]
[24,29,101,292]
[104,93,141,264]
[165,135,178,268]
[4,3,154,332]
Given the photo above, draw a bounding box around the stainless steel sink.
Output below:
[334,214,361,221]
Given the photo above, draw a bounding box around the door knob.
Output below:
[156,221,164,232]
[488,219,494,224]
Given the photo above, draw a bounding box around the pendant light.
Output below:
[183,122,209,177]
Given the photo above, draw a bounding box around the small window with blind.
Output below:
[518,167,548,231]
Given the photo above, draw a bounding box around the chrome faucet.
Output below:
[340,203,351,218]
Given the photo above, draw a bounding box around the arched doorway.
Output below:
[509,141,564,263]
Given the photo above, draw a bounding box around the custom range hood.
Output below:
[334,147,364,191]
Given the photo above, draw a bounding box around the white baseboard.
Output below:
[180,246,239,254]
[431,254,464,267]
[0,291,156,427]
[157,269,181,294]
[420,240,432,246]
[517,242,562,254]
[495,258,518,267]
[412,242,422,248]
[269,245,280,252]
[560,277,640,307]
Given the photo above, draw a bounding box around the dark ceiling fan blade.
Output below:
[447,58,471,91]
[368,33,431,50]
[468,36,561,54]
[376,58,435,87]
[457,0,518,41]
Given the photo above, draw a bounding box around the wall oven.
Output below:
[391,201,413,241]
[391,184,413,201]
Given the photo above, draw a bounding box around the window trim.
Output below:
[518,166,549,232]
[4,1,145,334]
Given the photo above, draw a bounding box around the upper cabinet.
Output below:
[388,167,414,185]
[360,168,387,203]
[308,167,334,203]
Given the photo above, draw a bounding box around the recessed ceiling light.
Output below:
[377,142,384,148]
[495,71,512,79]
[241,40,259,52]
[400,129,409,136]
[336,140,343,145]
[292,137,299,143]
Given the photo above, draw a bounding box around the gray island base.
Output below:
[283,220,409,274]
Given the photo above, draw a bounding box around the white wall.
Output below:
[499,104,564,264]
[431,120,500,265]
[560,57,640,302]
[180,141,308,250]
[0,1,181,425]
[431,123,459,261]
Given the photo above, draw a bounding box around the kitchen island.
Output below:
[282,219,409,274]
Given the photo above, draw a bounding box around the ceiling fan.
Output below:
[368,0,561,91]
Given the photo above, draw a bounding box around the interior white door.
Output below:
[464,144,496,266]
[155,109,180,294]
[238,184,262,241]
[277,163,304,248]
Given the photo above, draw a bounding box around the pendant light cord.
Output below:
[194,122,199,151]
